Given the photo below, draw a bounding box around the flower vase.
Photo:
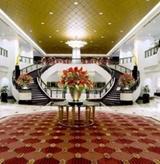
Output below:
[22,85,29,90]
[123,85,130,90]
[69,88,82,101]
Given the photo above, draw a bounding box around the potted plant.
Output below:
[118,73,135,90]
[142,85,150,103]
[16,73,34,89]
[142,85,150,93]
[58,66,93,101]
[0,85,9,102]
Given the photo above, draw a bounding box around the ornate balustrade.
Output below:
[145,45,159,58]
[20,56,33,64]
[119,56,133,64]
[0,47,8,57]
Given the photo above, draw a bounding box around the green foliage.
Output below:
[0,85,9,93]
[143,85,150,93]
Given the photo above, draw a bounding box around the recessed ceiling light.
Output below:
[99,12,103,15]
[101,36,104,38]
[41,22,44,25]
[108,22,112,25]
[56,30,59,32]
[2,33,4,36]
[39,40,41,43]
[111,41,114,43]
[90,41,93,43]
[49,36,52,38]
[93,30,97,32]
[49,12,53,15]
[120,30,123,33]
[74,2,78,5]
[29,30,32,33]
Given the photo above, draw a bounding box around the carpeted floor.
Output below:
[0,111,160,164]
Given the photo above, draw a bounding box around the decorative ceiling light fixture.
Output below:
[66,40,87,64]
[66,40,87,48]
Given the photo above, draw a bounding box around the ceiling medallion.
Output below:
[66,40,87,48]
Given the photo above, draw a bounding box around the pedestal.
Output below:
[1,93,8,102]
[120,91,133,105]
[143,93,150,103]
[18,89,32,104]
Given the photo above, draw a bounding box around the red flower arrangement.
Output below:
[58,66,93,91]
[118,73,135,87]
[16,73,34,86]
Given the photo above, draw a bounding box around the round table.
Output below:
[54,100,99,127]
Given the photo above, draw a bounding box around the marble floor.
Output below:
[0,97,160,121]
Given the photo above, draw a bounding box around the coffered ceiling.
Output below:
[0,0,159,55]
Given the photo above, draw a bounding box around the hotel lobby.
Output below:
[0,0,160,163]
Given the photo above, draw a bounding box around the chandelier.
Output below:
[66,40,87,48]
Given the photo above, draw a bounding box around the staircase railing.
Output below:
[109,64,132,74]
[12,63,45,88]
[145,45,159,58]
[130,71,140,91]
[11,63,46,101]
[36,63,140,101]
[20,63,45,74]
[119,56,133,64]
[20,56,33,64]
[86,64,116,100]
[109,64,140,92]
[37,65,65,100]
[36,63,115,100]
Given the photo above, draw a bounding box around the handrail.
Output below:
[20,56,33,64]
[109,60,141,94]
[86,64,116,100]
[0,47,8,57]
[36,63,116,100]
[108,64,132,74]
[37,65,66,100]
[35,63,140,100]
[130,71,140,91]
[119,56,133,64]
[20,63,45,74]
[120,73,140,93]
[12,63,45,88]
[145,45,159,58]
[110,63,140,92]
[109,64,140,91]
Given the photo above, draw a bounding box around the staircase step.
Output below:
[101,66,122,106]
[28,69,50,105]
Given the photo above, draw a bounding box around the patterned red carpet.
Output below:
[0,111,160,164]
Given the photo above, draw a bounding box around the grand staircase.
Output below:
[102,70,122,106]
[15,64,138,106]
[29,69,50,105]
[28,66,123,106]
[30,65,122,106]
